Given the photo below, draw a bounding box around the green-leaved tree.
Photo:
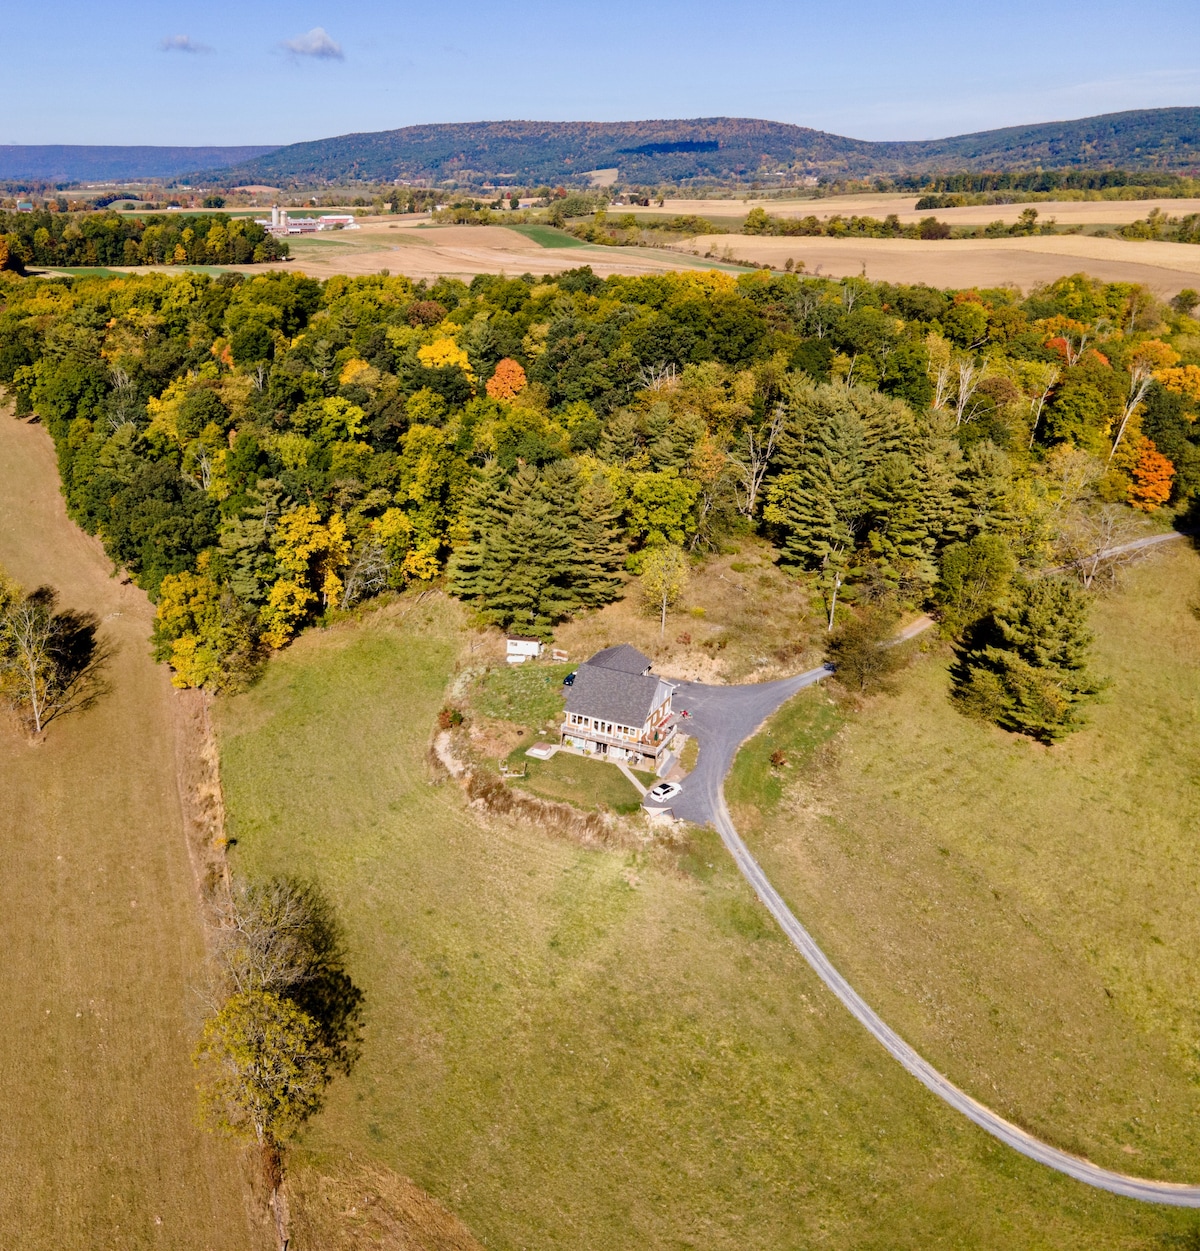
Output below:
[950,577,1104,741]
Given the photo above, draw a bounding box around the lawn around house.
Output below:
[730,541,1200,1185]
[215,588,1200,1250]
[509,748,645,812]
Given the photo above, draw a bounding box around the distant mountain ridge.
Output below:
[0,145,280,183]
[211,108,1200,186]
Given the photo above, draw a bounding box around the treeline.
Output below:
[1,263,1198,704]
[0,210,289,270]
[894,169,1200,194]
[1119,209,1200,245]
[743,207,955,240]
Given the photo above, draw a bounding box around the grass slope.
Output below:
[0,413,259,1251]
[732,543,1200,1186]
[217,591,1195,1249]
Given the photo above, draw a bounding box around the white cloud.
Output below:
[160,34,213,54]
[281,27,344,60]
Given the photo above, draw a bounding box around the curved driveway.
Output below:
[651,617,1200,1205]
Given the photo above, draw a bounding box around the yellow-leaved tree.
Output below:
[417,336,475,386]
[261,506,350,648]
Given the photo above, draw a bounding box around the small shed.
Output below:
[506,635,544,664]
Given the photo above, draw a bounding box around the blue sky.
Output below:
[7,0,1200,147]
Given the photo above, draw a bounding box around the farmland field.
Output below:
[0,412,261,1251]
[215,589,1200,1250]
[731,541,1200,1183]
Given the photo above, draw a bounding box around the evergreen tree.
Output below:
[765,406,867,626]
[862,452,936,589]
[448,461,625,635]
[573,469,627,607]
[446,459,517,610]
[950,577,1104,741]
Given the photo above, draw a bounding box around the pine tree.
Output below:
[573,468,627,607]
[447,461,625,636]
[951,577,1105,741]
[765,406,867,625]
[862,451,936,589]
[446,460,512,606]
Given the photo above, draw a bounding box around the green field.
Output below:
[504,222,593,248]
[216,588,1200,1249]
[732,542,1200,1183]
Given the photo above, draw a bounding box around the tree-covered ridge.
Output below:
[0,263,1196,699]
[0,210,289,271]
[211,109,1200,188]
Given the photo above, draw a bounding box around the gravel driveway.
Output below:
[643,606,1200,1205]
[644,666,831,824]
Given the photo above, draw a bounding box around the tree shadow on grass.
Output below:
[2,587,112,736]
[215,875,365,1073]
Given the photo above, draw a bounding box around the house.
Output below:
[506,635,544,664]
[560,645,677,767]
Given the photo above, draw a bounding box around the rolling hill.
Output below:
[208,108,1200,187]
[0,144,280,184]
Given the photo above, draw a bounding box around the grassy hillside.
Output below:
[213,108,1200,187]
[216,590,1197,1250]
[731,541,1200,1184]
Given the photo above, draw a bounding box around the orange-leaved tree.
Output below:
[486,358,527,401]
[1128,438,1174,511]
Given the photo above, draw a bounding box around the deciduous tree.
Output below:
[640,543,688,636]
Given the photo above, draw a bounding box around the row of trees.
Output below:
[1,263,1195,709]
[0,210,289,270]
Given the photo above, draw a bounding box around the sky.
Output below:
[6,0,1200,148]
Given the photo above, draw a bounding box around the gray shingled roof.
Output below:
[586,643,652,675]
[564,664,673,728]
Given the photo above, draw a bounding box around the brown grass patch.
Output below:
[0,411,262,1249]
[287,1158,485,1251]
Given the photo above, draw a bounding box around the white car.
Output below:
[647,781,682,803]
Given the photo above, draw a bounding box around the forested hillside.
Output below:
[214,109,1200,187]
[1,263,1197,700]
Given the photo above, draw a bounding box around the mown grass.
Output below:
[727,689,843,817]
[735,542,1200,1185]
[509,749,643,813]
[0,412,260,1250]
[215,587,1200,1249]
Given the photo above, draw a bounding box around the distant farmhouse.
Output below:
[560,645,677,769]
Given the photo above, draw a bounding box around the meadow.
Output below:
[216,587,1200,1250]
[731,541,1200,1183]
